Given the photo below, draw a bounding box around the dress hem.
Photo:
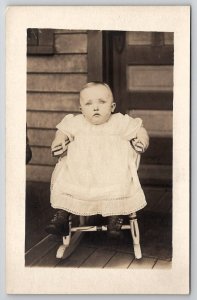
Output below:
[50,188,147,217]
[51,203,147,217]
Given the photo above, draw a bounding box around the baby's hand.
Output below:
[51,139,70,157]
[131,138,145,153]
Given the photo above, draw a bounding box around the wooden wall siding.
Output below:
[27,55,87,73]
[30,147,56,166]
[54,33,87,54]
[127,46,173,66]
[127,32,152,45]
[129,110,172,137]
[164,32,174,45]
[27,93,80,112]
[27,30,88,182]
[127,32,173,45]
[28,129,55,147]
[127,66,173,92]
[27,74,87,92]
[27,111,78,129]
[26,165,53,182]
[27,29,54,55]
[126,92,173,111]
[54,30,87,34]
[139,164,172,185]
[142,137,172,165]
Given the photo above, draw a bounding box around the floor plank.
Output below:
[33,245,62,267]
[153,259,172,269]
[25,234,61,266]
[57,245,96,268]
[25,207,55,251]
[138,212,172,260]
[80,248,116,268]
[129,257,156,269]
[25,193,172,267]
[104,252,134,269]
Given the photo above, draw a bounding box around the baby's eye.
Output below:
[85,102,92,106]
[99,99,106,104]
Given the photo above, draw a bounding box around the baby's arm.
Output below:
[51,130,70,157]
[131,126,149,154]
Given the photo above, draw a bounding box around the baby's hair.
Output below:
[80,81,114,102]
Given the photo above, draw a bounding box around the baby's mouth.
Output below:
[93,113,100,117]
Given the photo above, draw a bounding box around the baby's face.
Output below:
[80,85,116,125]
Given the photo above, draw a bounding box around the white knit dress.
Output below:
[50,113,147,216]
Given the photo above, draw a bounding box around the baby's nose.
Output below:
[93,105,99,111]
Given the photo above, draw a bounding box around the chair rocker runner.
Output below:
[56,212,142,260]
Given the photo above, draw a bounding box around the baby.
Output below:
[46,82,149,236]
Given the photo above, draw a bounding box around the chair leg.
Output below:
[79,216,86,226]
[56,216,72,259]
[56,215,87,260]
[129,213,142,259]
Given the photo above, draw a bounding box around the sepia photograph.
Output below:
[25,29,173,269]
[6,6,190,294]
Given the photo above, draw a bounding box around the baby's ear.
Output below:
[111,102,116,112]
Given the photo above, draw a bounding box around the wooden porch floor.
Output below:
[25,230,172,269]
[25,185,172,268]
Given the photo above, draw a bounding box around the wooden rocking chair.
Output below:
[56,213,142,260]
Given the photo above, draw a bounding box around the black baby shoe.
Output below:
[45,210,70,236]
[107,215,124,237]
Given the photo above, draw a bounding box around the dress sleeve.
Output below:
[56,114,76,141]
[119,114,143,140]
[136,126,149,150]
